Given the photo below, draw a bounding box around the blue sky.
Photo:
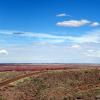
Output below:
[0,0,100,63]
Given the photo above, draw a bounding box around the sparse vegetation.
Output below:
[0,65,100,100]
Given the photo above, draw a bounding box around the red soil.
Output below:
[0,64,100,72]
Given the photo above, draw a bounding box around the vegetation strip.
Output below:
[0,71,43,87]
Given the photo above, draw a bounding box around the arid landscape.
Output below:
[0,64,100,100]
[0,0,100,99]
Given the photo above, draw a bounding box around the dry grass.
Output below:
[0,67,100,100]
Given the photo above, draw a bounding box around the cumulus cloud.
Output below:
[56,19,90,27]
[56,13,71,17]
[0,49,8,55]
[56,19,99,27]
[90,22,99,27]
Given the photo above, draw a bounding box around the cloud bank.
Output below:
[0,29,100,63]
[0,29,100,44]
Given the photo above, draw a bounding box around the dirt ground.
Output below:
[0,64,100,100]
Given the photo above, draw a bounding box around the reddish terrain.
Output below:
[0,64,100,100]
[0,64,99,71]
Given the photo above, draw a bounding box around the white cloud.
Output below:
[69,34,99,43]
[56,19,90,27]
[83,50,100,58]
[71,44,80,48]
[56,13,71,17]
[87,49,95,52]
[19,31,100,44]
[1,29,100,63]
[90,22,99,27]
[0,29,100,44]
[0,49,8,55]
[56,19,100,27]
[1,44,100,63]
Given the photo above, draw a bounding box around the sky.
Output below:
[0,0,100,63]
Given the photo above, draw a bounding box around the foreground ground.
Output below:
[0,64,100,100]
